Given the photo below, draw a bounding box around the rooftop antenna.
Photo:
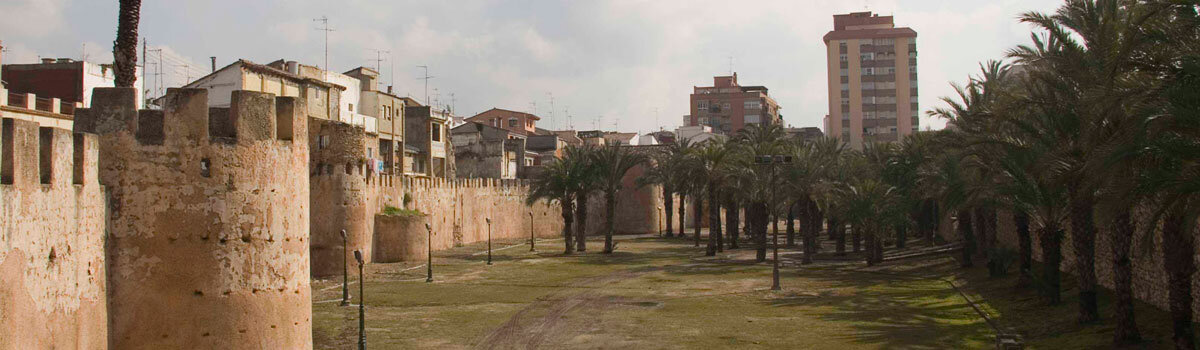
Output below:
[81,42,87,62]
[449,92,456,115]
[546,92,555,130]
[565,106,573,130]
[728,56,734,75]
[313,16,334,74]
[367,48,389,91]
[654,107,660,131]
[594,115,602,130]
[416,65,433,106]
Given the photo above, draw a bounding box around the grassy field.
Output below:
[312,233,1181,349]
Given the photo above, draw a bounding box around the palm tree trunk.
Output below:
[693,195,702,247]
[727,199,739,249]
[713,185,723,253]
[1015,211,1032,284]
[974,208,989,260]
[678,193,687,239]
[575,191,588,252]
[755,202,767,262]
[811,202,824,254]
[851,224,861,253]
[664,186,674,237]
[865,229,876,266]
[1110,209,1140,346]
[1069,191,1099,323]
[958,209,975,268]
[603,190,616,253]
[801,200,815,265]
[113,0,141,88]
[1039,224,1064,304]
[786,202,796,247]
[832,217,845,256]
[706,183,719,256]
[562,196,575,254]
[1162,204,1196,350]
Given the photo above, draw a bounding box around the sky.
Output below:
[0,0,1062,133]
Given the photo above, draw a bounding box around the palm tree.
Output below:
[113,0,141,88]
[568,146,600,252]
[734,124,788,262]
[592,142,649,254]
[527,154,585,254]
[666,139,697,239]
[639,143,684,238]
[694,138,734,256]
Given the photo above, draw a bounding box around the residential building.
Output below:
[344,67,405,175]
[266,60,376,133]
[451,122,527,179]
[182,59,343,120]
[686,73,782,135]
[822,11,918,149]
[403,98,453,178]
[603,132,640,146]
[785,126,825,143]
[467,108,540,136]
[577,130,607,146]
[675,125,721,144]
[2,57,143,110]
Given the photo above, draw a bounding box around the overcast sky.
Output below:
[1,0,1061,133]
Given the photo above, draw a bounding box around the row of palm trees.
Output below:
[526,143,649,254]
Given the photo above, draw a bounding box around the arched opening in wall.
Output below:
[1,119,13,184]
[346,162,353,175]
[39,127,53,184]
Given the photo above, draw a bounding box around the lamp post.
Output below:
[354,250,365,350]
[529,211,536,252]
[425,223,433,283]
[755,154,792,291]
[340,229,349,306]
[486,218,493,265]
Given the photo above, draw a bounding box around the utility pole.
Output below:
[148,48,163,99]
[141,38,147,94]
[313,16,334,74]
[417,65,433,105]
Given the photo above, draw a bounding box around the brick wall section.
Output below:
[945,208,1200,316]
[75,87,312,350]
[0,119,106,349]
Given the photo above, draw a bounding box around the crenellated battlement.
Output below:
[74,88,306,147]
[1,117,99,189]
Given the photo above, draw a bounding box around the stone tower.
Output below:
[75,88,312,349]
[308,118,378,276]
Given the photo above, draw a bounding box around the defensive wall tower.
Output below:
[74,87,312,349]
[308,118,377,277]
[0,118,106,348]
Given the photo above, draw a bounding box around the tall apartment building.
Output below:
[822,12,918,149]
[686,73,782,135]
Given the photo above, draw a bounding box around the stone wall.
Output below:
[75,88,312,349]
[390,177,563,252]
[950,208,1200,317]
[0,118,107,349]
[309,118,378,277]
[372,213,430,262]
[582,163,666,236]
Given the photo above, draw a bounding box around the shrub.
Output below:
[381,205,424,217]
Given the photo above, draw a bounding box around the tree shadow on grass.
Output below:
[769,265,997,348]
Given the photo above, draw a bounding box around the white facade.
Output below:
[324,70,377,133]
[676,125,721,143]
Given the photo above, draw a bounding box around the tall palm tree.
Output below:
[527,154,586,254]
[694,139,734,256]
[735,124,788,262]
[113,0,141,88]
[568,146,600,252]
[592,142,649,254]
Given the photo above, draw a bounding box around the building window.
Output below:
[744,100,761,109]
[839,68,848,76]
[698,101,708,109]
[318,135,329,149]
[840,83,849,91]
[431,124,442,142]
[860,52,874,61]
[349,103,355,112]
[509,118,518,127]
[839,42,847,53]
[493,118,500,127]
[839,54,847,62]
[863,68,874,75]
[745,114,761,124]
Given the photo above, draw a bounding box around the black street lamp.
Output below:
[425,223,433,283]
[486,218,493,265]
[658,206,663,237]
[529,211,536,252]
[340,229,349,306]
[354,249,365,350]
[755,154,792,291]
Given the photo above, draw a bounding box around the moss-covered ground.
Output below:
[312,233,1181,349]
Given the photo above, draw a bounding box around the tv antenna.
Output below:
[313,16,335,74]
[416,65,433,105]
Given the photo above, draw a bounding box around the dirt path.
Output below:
[477,269,650,350]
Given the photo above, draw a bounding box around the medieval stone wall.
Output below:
[75,88,312,350]
[0,118,107,349]
[390,177,563,252]
[308,118,378,277]
[943,208,1200,317]
[582,163,666,236]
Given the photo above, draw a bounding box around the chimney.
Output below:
[210,57,216,72]
[285,61,299,74]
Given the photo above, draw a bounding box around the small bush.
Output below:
[381,205,424,217]
[402,193,413,207]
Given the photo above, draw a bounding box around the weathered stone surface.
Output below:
[308,118,377,277]
[373,213,430,262]
[79,87,312,350]
[0,121,107,349]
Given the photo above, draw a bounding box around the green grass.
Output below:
[312,236,1181,349]
[380,205,424,217]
